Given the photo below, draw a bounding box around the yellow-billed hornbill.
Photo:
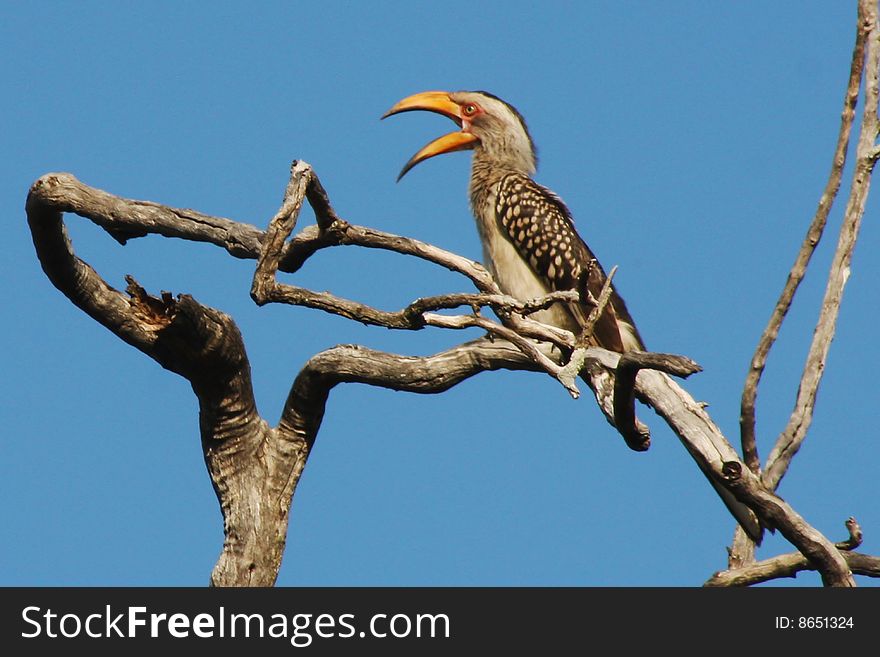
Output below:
[382,90,643,353]
[384,90,763,543]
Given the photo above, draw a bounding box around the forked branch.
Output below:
[707,518,874,586]
[762,0,880,492]
[28,158,862,585]
[730,0,879,570]
[739,0,871,476]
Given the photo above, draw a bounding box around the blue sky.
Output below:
[1,2,877,586]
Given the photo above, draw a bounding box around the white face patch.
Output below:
[452,92,537,176]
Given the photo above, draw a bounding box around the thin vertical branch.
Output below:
[739,1,869,476]
[762,0,880,491]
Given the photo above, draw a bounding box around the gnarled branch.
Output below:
[28,161,862,585]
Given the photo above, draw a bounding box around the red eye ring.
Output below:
[462,103,479,117]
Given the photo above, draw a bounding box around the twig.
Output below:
[423,313,579,395]
[836,516,864,551]
[558,266,618,386]
[576,264,615,347]
[280,219,499,293]
[252,160,313,302]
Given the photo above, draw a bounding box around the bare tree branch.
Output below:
[706,518,874,586]
[25,177,557,585]
[26,180,290,585]
[739,0,869,477]
[706,551,879,587]
[278,338,539,449]
[614,352,701,451]
[837,516,865,551]
[30,163,865,584]
[26,170,495,288]
[728,0,879,570]
[28,172,268,256]
[34,154,872,585]
[632,368,853,584]
[254,165,674,454]
[762,0,880,492]
[252,161,597,395]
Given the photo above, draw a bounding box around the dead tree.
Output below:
[26,1,880,587]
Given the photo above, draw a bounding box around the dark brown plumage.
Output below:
[493,172,643,351]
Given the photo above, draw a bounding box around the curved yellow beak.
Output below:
[382,91,479,181]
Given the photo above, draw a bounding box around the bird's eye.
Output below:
[462,103,478,116]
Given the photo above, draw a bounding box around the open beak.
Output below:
[382,91,479,181]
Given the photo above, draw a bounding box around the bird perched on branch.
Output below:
[382,90,643,353]
[384,91,764,544]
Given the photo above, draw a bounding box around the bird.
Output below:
[381,90,644,354]
[383,90,763,544]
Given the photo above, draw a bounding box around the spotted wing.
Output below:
[495,173,643,352]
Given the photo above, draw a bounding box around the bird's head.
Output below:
[382,90,537,181]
